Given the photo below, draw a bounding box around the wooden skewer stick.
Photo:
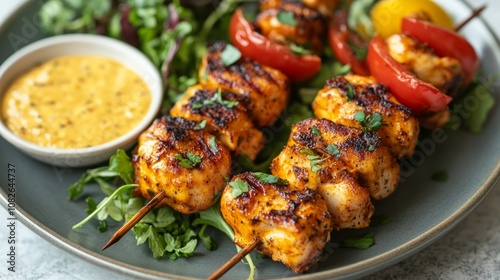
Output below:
[207,239,260,280]
[102,190,166,251]
[454,4,487,32]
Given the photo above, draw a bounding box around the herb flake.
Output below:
[194,120,207,130]
[326,144,340,156]
[208,136,219,153]
[221,44,241,66]
[312,125,321,136]
[229,178,249,198]
[300,147,324,173]
[253,172,288,185]
[175,152,202,169]
[354,111,385,132]
[277,11,298,26]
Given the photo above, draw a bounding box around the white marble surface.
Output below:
[0,1,499,280]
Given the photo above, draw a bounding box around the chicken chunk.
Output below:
[386,33,464,97]
[170,85,264,160]
[255,1,325,54]
[313,75,419,158]
[271,145,374,229]
[260,0,338,17]
[220,172,333,273]
[288,118,400,200]
[199,42,290,127]
[132,116,232,214]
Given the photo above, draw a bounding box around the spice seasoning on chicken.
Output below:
[1,55,151,149]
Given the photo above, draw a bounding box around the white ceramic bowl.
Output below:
[0,34,163,167]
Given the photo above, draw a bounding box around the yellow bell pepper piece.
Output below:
[371,0,454,38]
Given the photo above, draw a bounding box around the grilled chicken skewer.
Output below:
[103,43,291,249]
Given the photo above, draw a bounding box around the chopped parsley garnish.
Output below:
[312,125,321,136]
[253,172,288,185]
[175,152,202,169]
[220,44,241,66]
[229,178,249,198]
[340,232,375,250]
[300,147,324,173]
[191,88,239,109]
[431,171,448,182]
[354,110,385,132]
[345,82,355,101]
[194,120,207,130]
[208,136,218,153]
[368,145,376,151]
[277,10,298,26]
[326,144,340,156]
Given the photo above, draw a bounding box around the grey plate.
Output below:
[1,1,499,279]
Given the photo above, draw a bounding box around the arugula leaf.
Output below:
[220,44,242,66]
[449,75,497,133]
[109,149,134,184]
[340,232,375,249]
[229,178,249,198]
[68,149,132,200]
[175,152,202,168]
[277,10,298,26]
[198,224,218,251]
[85,197,97,214]
[72,183,137,229]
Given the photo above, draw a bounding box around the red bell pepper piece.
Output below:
[367,36,452,116]
[228,9,321,82]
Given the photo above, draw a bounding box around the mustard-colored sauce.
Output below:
[1,55,152,149]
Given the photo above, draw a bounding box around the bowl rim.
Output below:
[0,34,163,160]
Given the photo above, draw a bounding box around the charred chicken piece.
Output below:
[170,85,264,160]
[132,116,232,214]
[220,172,333,273]
[255,1,326,54]
[313,75,420,158]
[199,42,290,128]
[260,0,338,17]
[288,118,400,200]
[271,145,374,229]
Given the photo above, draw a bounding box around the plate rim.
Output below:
[1,0,499,279]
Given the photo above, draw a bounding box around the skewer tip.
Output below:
[101,190,167,251]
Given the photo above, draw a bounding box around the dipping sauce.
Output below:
[1,55,152,149]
